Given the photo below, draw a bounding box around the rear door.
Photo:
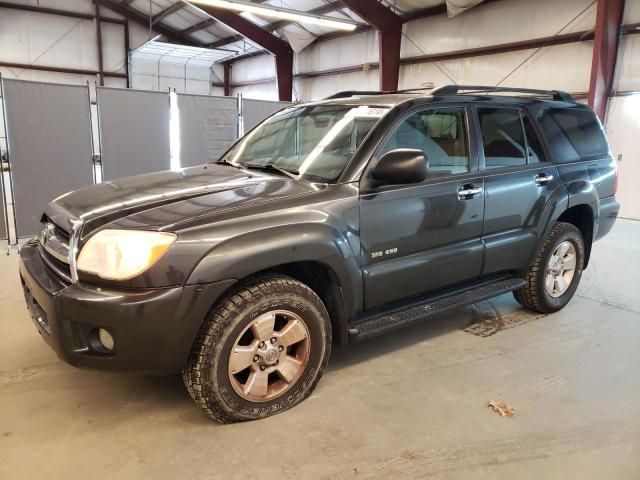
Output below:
[359,105,485,309]
[475,106,562,275]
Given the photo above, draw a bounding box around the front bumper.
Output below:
[19,241,235,374]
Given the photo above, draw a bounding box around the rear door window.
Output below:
[478,108,526,169]
[522,114,548,164]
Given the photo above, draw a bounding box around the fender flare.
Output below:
[528,180,598,268]
[186,223,362,340]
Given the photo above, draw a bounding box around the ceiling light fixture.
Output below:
[188,0,358,31]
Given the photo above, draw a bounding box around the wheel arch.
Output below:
[556,204,595,267]
[186,225,362,347]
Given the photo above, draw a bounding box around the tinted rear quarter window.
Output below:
[534,106,608,162]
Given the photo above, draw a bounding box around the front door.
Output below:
[475,106,562,275]
[359,106,485,310]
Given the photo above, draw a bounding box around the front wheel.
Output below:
[183,275,331,423]
[513,222,585,313]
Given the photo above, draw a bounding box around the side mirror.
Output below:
[371,148,427,185]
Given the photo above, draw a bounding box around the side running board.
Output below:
[349,277,526,340]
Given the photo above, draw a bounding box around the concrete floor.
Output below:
[1,220,639,480]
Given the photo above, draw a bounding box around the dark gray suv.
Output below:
[19,85,619,422]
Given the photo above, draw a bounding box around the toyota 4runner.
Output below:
[19,85,619,422]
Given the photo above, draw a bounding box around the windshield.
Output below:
[223,104,389,182]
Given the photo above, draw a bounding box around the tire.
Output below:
[513,222,585,314]
[183,274,331,423]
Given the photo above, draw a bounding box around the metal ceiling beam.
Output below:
[267,1,345,32]
[206,1,345,49]
[338,0,403,91]
[96,0,203,47]
[152,2,186,25]
[181,18,217,35]
[588,0,625,121]
[196,4,293,101]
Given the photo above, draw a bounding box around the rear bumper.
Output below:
[19,242,235,374]
[595,196,620,241]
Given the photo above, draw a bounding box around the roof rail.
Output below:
[324,91,385,99]
[431,85,574,102]
[324,88,432,99]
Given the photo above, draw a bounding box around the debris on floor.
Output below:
[488,400,516,417]
[464,301,547,337]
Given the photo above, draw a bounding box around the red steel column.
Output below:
[588,0,625,121]
[223,63,232,96]
[339,0,403,91]
[275,48,294,102]
[379,28,402,91]
[195,5,294,101]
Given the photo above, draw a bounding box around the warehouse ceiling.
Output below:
[110,0,479,62]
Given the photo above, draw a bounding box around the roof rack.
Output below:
[324,88,431,99]
[431,85,574,102]
[324,91,385,99]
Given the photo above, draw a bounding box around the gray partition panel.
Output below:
[0,174,6,240]
[177,94,238,168]
[0,97,6,240]
[97,87,171,180]
[3,79,94,237]
[243,98,290,132]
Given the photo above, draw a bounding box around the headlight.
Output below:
[77,229,177,281]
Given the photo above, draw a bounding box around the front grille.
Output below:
[38,218,72,283]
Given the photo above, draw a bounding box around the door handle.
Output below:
[534,173,554,185]
[457,185,483,199]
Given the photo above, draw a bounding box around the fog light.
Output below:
[98,328,115,351]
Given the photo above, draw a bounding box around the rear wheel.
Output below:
[183,275,331,423]
[513,222,585,313]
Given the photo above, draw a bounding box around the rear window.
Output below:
[534,106,608,162]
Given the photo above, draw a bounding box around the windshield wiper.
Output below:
[215,158,247,169]
[242,163,300,180]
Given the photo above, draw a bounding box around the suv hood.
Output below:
[46,164,317,236]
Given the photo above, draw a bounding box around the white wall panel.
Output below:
[0,9,100,71]
[401,0,595,58]
[294,70,378,101]
[0,1,150,87]
[605,95,640,220]
[295,30,378,73]
[231,55,276,83]
[227,0,600,102]
[624,0,640,24]
[233,83,278,101]
[400,43,593,92]
[614,35,640,92]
